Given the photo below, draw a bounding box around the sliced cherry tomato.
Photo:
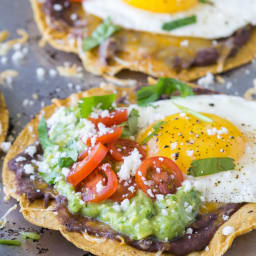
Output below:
[135,156,184,198]
[81,164,118,203]
[87,127,123,146]
[108,139,147,162]
[88,109,128,127]
[110,177,137,202]
[67,143,108,186]
[77,148,89,161]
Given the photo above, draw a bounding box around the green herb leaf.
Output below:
[137,78,194,106]
[121,109,139,138]
[198,0,213,4]
[188,157,235,177]
[79,94,116,118]
[83,17,121,51]
[0,239,21,246]
[20,232,40,241]
[39,170,58,185]
[162,15,197,31]
[142,121,165,145]
[58,143,79,168]
[58,157,74,168]
[38,116,55,151]
[173,103,213,123]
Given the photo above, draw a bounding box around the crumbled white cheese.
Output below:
[186,228,193,234]
[15,156,26,162]
[147,189,154,198]
[112,203,121,212]
[170,142,177,150]
[24,164,34,175]
[186,150,194,157]
[49,69,57,78]
[180,40,189,47]
[128,186,136,193]
[62,168,70,178]
[156,194,164,201]
[0,142,11,153]
[25,145,36,157]
[161,209,168,216]
[222,226,234,236]
[36,67,46,80]
[182,180,193,192]
[96,181,104,193]
[118,148,142,181]
[197,72,214,88]
[222,215,229,221]
[120,199,130,211]
[53,4,63,11]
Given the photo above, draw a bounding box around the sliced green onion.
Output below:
[142,121,165,145]
[20,231,40,241]
[188,157,235,177]
[162,15,197,31]
[0,239,21,246]
[173,103,213,123]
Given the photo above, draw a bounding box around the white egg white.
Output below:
[128,95,256,203]
[83,0,256,39]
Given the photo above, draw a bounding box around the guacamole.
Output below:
[37,106,202,241]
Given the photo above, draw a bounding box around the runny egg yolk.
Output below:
[138,113,247,174]
[124,0,198,14]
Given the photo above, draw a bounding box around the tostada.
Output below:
[3,79,256,255]
[30,0,256,81]
[0,91,9,145]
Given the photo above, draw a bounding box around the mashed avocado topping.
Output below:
[37,105,202,241]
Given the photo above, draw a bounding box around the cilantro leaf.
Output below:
[38,116,55,151]
[83,17,121,51]
[188,157,235,177]
[142,121,165,145]
[121,109,139,138]
[79,94,116,118]
[58,141,79,168]
[58,157,74,168]
[173,103,213,123]
[162,15,197,31]
[137,78,194,106]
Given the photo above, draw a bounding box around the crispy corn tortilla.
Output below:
[0,91,9,144]
[3,86,256,256]
[30,0,256,82]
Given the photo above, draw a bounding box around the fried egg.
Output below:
[83,0,256,39]
[129,95,256,203]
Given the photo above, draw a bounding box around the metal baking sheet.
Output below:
[0,0,256,255]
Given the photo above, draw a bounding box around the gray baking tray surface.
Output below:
[0,0,256,255]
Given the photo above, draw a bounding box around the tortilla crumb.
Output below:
[0,29,29,56]
[0,204,17,229]
[57,64,83,78]
[244,79,256,100]
[0,70,19,86]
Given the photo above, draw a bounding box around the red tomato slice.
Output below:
[110,177,137,202]
[77,148,89,161]
[87,127,123,146]
[108,139,147,162]
[135,156,184,198]
[88,109,128,127]
[81,164,118,203]
[67,143,108,186]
